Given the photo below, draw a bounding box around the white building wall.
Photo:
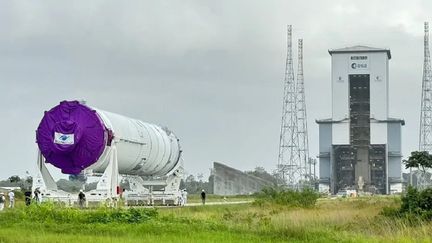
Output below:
[332,122,350,144]
[331,54,349,121]
[371,122,388,144]
[331,51,389,145]
[332,52,389,119]
[368,53,389,120]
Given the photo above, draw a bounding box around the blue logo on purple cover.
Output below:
[54,132,75,145]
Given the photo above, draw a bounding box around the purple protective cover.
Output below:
[36,100,107,174]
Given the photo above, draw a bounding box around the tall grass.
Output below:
[0,197,432,242]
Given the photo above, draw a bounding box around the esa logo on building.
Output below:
[351,63,368,69]
[350,56,369,70]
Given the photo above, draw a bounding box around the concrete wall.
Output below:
[212,162,274,196]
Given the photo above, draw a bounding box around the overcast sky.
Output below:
[0,0,430,180]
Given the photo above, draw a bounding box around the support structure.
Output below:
[32,145,183,206]
[418,21,432,188]
[33,150,62,198]
[296,39,310,182]
[278,25,309,187]
[420,22,432,153]
[87,146,119,205]
[123,162,184,206]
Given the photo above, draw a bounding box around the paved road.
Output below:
[184,200,253,206]
[128,200,254,208]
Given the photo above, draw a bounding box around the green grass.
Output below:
[0,196,432,242]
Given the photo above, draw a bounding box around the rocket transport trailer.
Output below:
[33,100,183,206]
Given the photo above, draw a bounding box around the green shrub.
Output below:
[254,187,319,208]
[383,186,432,220]
[87,207,158,223]
[400,186,421,214]
[419,188,432,211]
[0,202,158,225]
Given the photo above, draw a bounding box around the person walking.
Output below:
[0,193,5,211]
[177,191,183,206]
[33,187,41,204]
[78,190,86,209]
[8,190,14,208]
[24,190,32,206]
[200,189,206,205]
[181,189,188,206]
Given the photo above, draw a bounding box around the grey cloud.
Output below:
[0,0,430,179]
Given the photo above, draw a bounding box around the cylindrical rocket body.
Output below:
[92,109,181,176]
[36,101,181,176]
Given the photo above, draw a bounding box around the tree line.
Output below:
[0,166,278,195]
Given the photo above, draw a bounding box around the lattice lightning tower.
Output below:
[278,25,302,186]
[296,39,309,181]
[420,22,432,153]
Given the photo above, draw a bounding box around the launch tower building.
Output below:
[317,46,404,195]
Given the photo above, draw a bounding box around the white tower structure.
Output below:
[296,39,310,181]
[278,25,300,186]
[317,46,404,194]
[420,22,432,153]
[278,26,309,187]
[417,22,432,188]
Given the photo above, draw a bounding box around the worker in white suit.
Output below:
[181,189,188,206]
[8,190,14,208]
[0,193,5,211]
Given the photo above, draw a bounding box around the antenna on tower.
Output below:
[296,39,310,183]
[420,21,432,153]
[419,21,432,188]
[278,26,309,187]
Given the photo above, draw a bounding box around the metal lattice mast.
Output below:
[420,22,432,153]
[278,25,301,186]
[418,21,432,188]
[296,39,309,182]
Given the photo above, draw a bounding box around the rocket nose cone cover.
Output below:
[36,100,107,174]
